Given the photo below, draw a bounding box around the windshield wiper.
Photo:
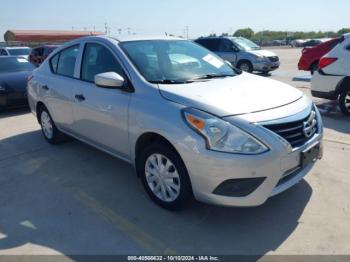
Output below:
[149,79,193,84]
[191,74,235,81]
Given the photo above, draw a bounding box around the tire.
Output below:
[38,105,67,144]
[339,87,350,116]
[310,62,318,75]
[238,61,253,73]
[136,142,193,210]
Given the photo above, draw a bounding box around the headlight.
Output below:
[183,108,269,154]
[256,56,268,62]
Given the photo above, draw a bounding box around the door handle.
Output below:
[75,94,86,102]
[42,85,49,91]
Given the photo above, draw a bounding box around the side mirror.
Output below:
[95,72,124,88]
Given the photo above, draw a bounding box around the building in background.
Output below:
[3,30,104,46]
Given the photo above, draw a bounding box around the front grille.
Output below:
[268,56,279,63]
[263,110,318,148]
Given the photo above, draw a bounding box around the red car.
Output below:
[29,45,59,67]
[298,37,343,74]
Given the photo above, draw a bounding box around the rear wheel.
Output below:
[137,142,193,210]
[339,87,350,116]
[38,106,67,144]
[238,61,253,73]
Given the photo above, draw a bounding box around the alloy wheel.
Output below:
[41,111,53,139]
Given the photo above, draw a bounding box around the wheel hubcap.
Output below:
[345,91,350,112]
[239,63,250,72]
[145,154,181,202]
[41,111,53,139]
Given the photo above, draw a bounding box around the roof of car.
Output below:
[0,55,29,60]
[3,46,31,49]
[109,35,184,42]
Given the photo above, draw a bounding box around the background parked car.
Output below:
[311,34,350,115]
[0,46,31,60]
[0,56,35,109]
[195,36,280,74]
[29,45,59,66]
[298,37,344,74]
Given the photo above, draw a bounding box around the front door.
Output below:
[216,39,238,66]
[72,42,131,159]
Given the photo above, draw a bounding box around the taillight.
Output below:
[27,75,33,82]
[319,57,337,69]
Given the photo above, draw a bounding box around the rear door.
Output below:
[72,42,131,159]
[40,44,81,133]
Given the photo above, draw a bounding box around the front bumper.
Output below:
[311,71,344,98]
[254,60,280,72]
[177,108,323,207]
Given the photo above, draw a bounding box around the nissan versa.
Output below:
[27,36,323,210]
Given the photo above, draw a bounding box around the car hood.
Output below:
[0,71,32,92]
[158,73,303,117]
[248,49,277,57]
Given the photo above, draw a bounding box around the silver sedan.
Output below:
[27,36,323,210]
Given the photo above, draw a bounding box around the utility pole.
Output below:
[72,26,74,31]
[104,22,108,35]
[127,27,131,35]
[184,26,189,39]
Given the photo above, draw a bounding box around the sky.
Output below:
[1,0,349,41]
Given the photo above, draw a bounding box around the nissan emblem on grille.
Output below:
[303,111,317,138]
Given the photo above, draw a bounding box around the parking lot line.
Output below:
[67,187,176,255]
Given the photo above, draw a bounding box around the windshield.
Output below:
[120,40,237,83]
[0,57,35,73]
[231,37,261,51]
[8,48,31,56]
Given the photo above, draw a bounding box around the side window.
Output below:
[37,48,44,56]
[56,45,79,78]
[219,39,234,52]
[0,49,8,56]
[50,52,60,73]
[81,43,125,83]
[204,39,220,52]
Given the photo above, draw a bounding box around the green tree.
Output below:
[233,28,254,39]
[338,28,350,35]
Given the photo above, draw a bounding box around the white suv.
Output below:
[311,33,350,115]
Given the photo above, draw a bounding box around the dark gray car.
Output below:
[0,56,35,109]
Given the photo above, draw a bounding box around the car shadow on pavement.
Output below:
[315,100,350,136]
[0,130,313,256]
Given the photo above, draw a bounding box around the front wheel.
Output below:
[238,61,253,73]
[339,87,350,116]
[137,142,193,210]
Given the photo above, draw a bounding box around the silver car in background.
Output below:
[27,36,322,210]
[195,36,280,74]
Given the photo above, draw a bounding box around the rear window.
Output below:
[8,48,31,56]
[0,57,35,73]
[195,39,220,52]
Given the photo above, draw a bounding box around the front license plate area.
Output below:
[301,143,320,167]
